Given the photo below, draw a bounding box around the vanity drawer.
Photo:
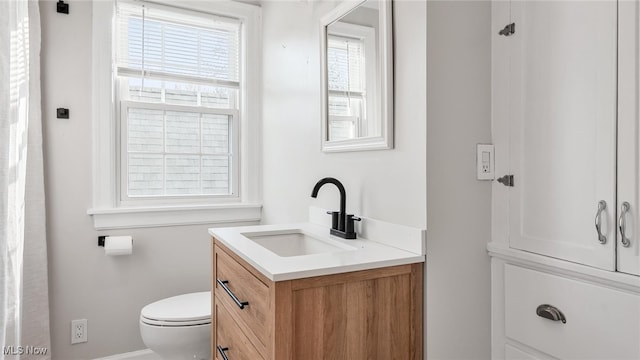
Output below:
[214,245,270,349]
[215,301,264,360]
[504,264,640,359]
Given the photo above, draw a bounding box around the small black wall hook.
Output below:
[57,0,69,14]
[56,108,69,119]
[499,23,515,37]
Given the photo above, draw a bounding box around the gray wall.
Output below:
[39,0,493,358]
[427,1,492,359]
[40,2,255,358]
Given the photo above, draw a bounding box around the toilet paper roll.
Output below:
[104,236,133,256]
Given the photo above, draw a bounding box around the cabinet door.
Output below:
[617,0,640,276]
[507,0,617,270]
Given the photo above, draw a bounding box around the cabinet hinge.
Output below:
[497,175,514,187]
[498,23,515,37]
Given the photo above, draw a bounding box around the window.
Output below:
[116,2,240,203]
[89,0,261,229]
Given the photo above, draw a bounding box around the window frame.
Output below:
[88,0,262,230]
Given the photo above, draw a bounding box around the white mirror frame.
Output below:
[320,0,394,153]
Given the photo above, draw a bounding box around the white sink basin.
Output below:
[241,229,356,257]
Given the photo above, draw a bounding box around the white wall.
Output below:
[260,0,427,229]
[426,1,492,359]
[40,2,255,358]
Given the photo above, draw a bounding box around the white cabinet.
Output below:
[490,257,640,360]
[491,1,640,359]
[504,265,640,359]
[618,0,640,277]
[492,0,640,276]
[504,345,539,360]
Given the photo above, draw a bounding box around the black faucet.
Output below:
[311,177,361,239]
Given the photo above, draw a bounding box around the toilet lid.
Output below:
[141,291,211,325]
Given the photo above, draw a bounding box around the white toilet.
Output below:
[139,291,211,360]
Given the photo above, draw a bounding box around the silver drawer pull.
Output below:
[536,304,566,324]
[619,202,631,248]
[595,200,607,244]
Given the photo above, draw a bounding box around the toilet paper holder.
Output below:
[98,236,134,247]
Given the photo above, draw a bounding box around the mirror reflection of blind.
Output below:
[116,2,240,84]
[327,34,366,141]
[327,35,365,93]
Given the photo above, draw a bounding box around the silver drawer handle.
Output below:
[595,200,607,244]
[536,304,566,324]
[619,202,631,248]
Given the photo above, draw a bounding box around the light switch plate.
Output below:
[476,144,494,180]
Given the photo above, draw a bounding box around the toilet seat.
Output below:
[140,316,210,327]
[140,291,211,327]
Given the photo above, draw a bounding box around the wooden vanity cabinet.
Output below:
[212,238,424,360]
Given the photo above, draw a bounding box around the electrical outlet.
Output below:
[71,319,87,344]
[476,144,495,180]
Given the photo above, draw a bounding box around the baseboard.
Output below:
[93,349,157,360]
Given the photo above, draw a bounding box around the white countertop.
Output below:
[209,222,425,281]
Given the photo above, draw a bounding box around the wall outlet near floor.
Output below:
[71,319,87,344]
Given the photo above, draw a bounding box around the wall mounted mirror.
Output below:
[320,0,393,152]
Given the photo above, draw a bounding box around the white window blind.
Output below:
[115,1,241,200]
[327,35,365,94]
[327,35,366,140]
[116,2,240,85]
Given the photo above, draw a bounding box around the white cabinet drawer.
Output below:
[505,345,540,360]
[504,264,640,359]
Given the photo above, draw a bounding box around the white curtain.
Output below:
[0,1,51,359]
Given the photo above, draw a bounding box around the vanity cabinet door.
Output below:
[617,0,640,276]
[499,0,617,270]
[285,265,423,360]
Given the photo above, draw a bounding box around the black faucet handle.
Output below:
[345,214,361,237]
[326,211,340,230]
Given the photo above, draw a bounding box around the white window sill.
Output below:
[87,203,262,230]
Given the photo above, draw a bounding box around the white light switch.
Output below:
[477,144,494,180]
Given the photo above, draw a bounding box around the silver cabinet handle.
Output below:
[595,200,607,244]
[536,304,566,324]
[619,202,631,248]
